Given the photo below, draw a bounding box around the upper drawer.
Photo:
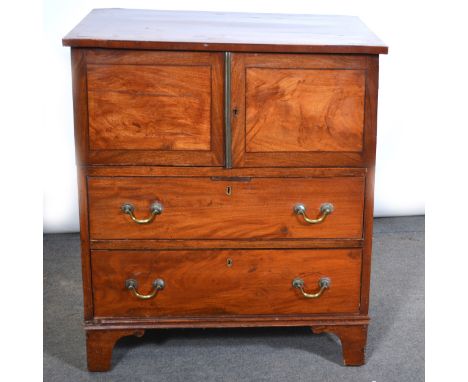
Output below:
[230,54,376,167]
[88,176,365,240]
[74,50,224,165]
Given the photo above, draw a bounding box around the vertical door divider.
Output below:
[224,52,232,169]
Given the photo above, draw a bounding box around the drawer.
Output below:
[91,249,362,317]
[84,50,224,166]
[88,176,365,240]
[231,54,371,167]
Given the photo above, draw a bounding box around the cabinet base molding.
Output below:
[85,318,369,370]
[311,324,368,366]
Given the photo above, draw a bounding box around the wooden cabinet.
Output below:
[63,9,387,371]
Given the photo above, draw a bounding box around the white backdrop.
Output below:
[43,0,426,233]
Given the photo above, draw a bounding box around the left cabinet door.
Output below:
[71,49,224,166]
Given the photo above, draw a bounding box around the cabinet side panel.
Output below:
[77,168,93,320]
[360,55,379,314]
[71,49,93,319]
[71,48,89,164]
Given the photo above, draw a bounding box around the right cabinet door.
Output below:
[231,54,376,167]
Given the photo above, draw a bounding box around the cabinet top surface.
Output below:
[62,8,387,54]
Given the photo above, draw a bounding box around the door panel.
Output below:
[84,50,224,166]
[231,54,371,167]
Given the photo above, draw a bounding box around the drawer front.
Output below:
[231,54,372,167]
[91,249,362,317]
[83,50,224,166]
[88,176,365,240]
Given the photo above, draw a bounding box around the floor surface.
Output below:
[44,216,424,382]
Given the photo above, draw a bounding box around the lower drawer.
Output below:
[91,249,362,317]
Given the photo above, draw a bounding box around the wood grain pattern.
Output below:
[231,53,372,167]
[88,64,211,151]
[84,166,367,178]
[62,9,388,54]
[70,49,89,164]
[245,68,365,153]
[90,238,363,250]
[81,50,224,166]
[91,249,362,317]
[77,168,93,320]
[88,176,365,240]
[359,56,379,314]
[86,329,144,371]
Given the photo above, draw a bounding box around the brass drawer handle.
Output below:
[121,202,163,224]
[125,278,165,300]
[294,203,334,224]
[292,277,331,299]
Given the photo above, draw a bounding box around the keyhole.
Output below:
[227,258,233,267]
[226,186,232,196]
[233,107,239,117]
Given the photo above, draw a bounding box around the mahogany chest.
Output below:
[63,9,387,371]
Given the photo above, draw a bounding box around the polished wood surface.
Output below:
[88,63,212,151]
[63,9,387,54]
[85,166,367,178]
[231,54,374,167]
[90,238,363,250]
[359,56,379,314]
[245,68,365,153]
[88,315,369,329]
[88,176,365,240]
[91,249,362,317]
[72,49,224,166]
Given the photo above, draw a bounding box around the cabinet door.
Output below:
[76,49,224,165]
[231,54,376,167]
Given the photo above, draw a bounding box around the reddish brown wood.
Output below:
[91,249,362,317]
[90,238,363,250]
[86,329,144,371]
[87,63,212,151]
[312,325,368,366]
[72,49,224,166]
[76,168,93,320]
[87,176,365,240]
[88,315,369,328]
[360,56,379,313]
[245,68,365,153]
[62,9,388,54]
[231,54,374,167]
[70,49,89,164]
[84,166,367,178]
